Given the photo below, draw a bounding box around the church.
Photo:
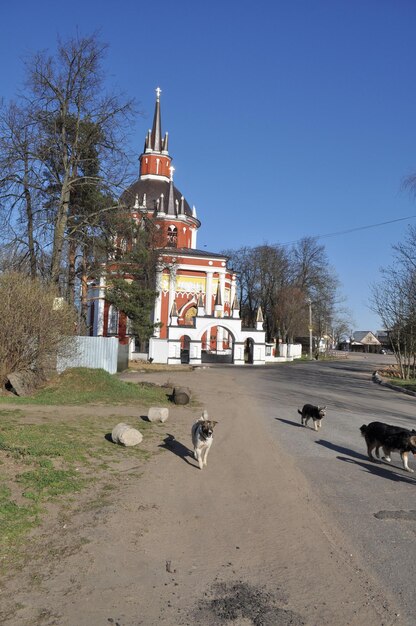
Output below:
[88,89,266,365]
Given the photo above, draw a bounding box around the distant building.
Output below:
[340,330,382,353]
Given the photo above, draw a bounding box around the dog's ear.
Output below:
[321,406,327,410]
[212,420,218,427]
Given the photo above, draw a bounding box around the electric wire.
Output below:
[279,214,416,246]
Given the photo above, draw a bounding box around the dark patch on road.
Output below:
[315,439,368,460]
[374,509,416,521]
[191,580,305,625]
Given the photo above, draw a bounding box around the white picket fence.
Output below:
[57,336,121,375]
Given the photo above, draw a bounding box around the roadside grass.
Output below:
[389,378,416,393]
[0,406,162,572]
[0,367,171,406]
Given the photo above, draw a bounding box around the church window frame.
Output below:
[167,224,178,247]
[107,305,119,335]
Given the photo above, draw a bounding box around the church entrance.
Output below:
[180,335,191,364]
[244,338,254,364]
[201,325,234,364]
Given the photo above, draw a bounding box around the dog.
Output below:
[298,404,327,430]
[360,421,416,472]
[191,410,218,470]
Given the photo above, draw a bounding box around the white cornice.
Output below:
[161,262,229,273]
[140,174,170,182]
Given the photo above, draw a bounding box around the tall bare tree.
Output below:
[371,225,416,378]
[225,237,340,345]
[0,102,47,277]
[0,32,136,293]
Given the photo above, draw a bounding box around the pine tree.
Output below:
[105,227,160,345]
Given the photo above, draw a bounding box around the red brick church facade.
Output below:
[88,89,266,365]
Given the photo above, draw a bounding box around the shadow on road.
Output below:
[315,439,368,461]
[338,456,416,484]
[159,434,198,468]
[275,417,304,428]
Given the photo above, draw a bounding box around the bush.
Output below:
[0,272,77,388]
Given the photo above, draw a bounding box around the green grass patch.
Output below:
[17,465,85,501]
[389,378,416,392]
[0,416,154,463]
[0,368,171,406]
[0,481,40,554]
[0,410,158,569]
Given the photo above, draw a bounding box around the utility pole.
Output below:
[308,298,313,360]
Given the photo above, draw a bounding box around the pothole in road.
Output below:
[192,580,305,625]
[374,509,416,521]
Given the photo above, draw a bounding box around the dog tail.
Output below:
[360,424,368,436]
[297,409,302,415]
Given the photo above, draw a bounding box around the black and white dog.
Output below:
[191,411,218,470]
[298,404,327,431]
[360,421,416,472]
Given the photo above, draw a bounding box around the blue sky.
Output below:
[2,0,416,332]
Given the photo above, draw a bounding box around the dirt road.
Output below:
[0,367,402,625]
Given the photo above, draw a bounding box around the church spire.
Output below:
[150,87,162,152]
[139,88,172,178]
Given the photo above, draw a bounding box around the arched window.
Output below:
[107,305,119,335]
[167,225,178,247]
[184,306,197,324]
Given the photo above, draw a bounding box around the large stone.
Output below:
[6,371,40,396]
[173,386,191,405]
[111,422,143,446]
[147,407,169,423]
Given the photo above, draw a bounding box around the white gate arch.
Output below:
[157,313,266,365]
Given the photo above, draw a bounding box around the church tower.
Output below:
[120,88,200,250]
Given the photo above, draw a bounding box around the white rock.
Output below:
[111,422,143,446]
[148,407,169,423]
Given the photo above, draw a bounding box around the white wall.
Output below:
[57,336,119,374]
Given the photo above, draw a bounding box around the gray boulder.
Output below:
[111,422,143,446]
[6,371,40,396]
[147,407,169,423]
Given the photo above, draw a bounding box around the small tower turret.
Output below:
[139,88,172,179]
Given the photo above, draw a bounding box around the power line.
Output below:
[279,214,416,247]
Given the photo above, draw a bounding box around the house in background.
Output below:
[340,330,381,353]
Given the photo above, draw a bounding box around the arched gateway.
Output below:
[150,307,265,366]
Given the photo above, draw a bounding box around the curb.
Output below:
[372,370,416,397]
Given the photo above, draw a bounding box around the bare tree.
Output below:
[0,102,48,277]
[225,237,341,345]
[331,306,355,348]
[225,244,290,339]
[0,32,136,293]
[0,272,77,389]
[275,286,307,343]
[371,226,416,378]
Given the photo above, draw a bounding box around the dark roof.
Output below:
[352,331,380,345]
[120,178,192,217]
[160,247,229,260]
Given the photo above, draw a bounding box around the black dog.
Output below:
[298,404,326,431]
[360,421,416,472]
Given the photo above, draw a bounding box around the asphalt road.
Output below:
[235,355,416,626]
